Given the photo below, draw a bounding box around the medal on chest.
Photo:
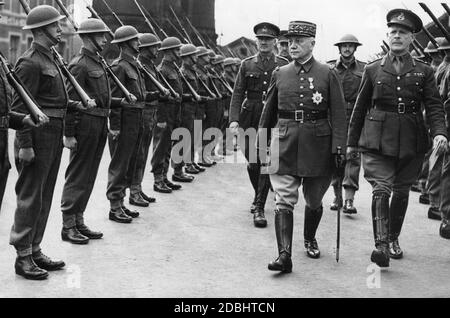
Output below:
[312,91,323,105]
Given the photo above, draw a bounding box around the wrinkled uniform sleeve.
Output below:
[347,66,373,147]
[109,63,125,131]
[11,57,40,148]
[329,69,347,154]
[229,63,246,123]
[426,66,448,138]
[155,71,168,123]
[64,62,86,137]
[258,70,278,130]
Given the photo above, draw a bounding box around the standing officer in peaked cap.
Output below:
[61,18,121,243]
[106,25,144,224]
[259,21,347,273]
[347,9,447,268]
[328,34,366,215]
[10,5,95,280]
[277,30,292,62]
[0,1,48,213]
[229,22,289,228]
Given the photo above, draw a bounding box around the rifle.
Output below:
[133,0,157,36]
[100,0,123,27]
[419,3,450,44]
[382,40,390,51]
[422,26,439,50]
[170,6,193,44]
[0,52,47,124]
[138,2,168,39]
[210,68,233,95]
[166,18,189,43]
[56,0,135,103]
[85,1,114,37]
[205,69,223,99]
[18,0,94,109]
[336,146,343,263]
[380,45,388,55]
[185,16,208,48]
[194,71,217,99]
[171,62,202,102]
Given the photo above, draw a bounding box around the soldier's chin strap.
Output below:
[87,34,103,53]
[42,26,60,46]
[126,41,140,55]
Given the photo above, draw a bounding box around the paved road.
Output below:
[1,134,450,298]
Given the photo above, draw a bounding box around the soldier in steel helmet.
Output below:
[259,20,347,273]
[328,34,366,215]
[0,1,48,213]
[10,5,95,280]
[277,30,292,62]
[106,25,145,224]
[59,18,124,244]
[347,9,447,268]
[229,22,289,228]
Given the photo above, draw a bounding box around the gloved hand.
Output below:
[19,148,35,166]
[63,136,78,151]
[334,153,346,169]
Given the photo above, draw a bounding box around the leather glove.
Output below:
[19,148,35,166]
[334,153,346,169]
[63,136,78,151]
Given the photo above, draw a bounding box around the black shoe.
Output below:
[15,256,48,280]
[371,246,390,267]
[440,219,450,239]
[428,207,442,221]
[193,163,206,172]
[304,239,321,259]
[32,251,65,271]
[419,194,430,205]
[129,193,149,207]
[154,181,173,193]
[330,197,343,211]
[388,239,403,259]
[109,208,133,223]
[253,209,267,228]
[185,165,200,175]
[343,199,357,215]
[172,173,194,183]
[77,224,103,240]
[140,191,156,203]
[61,227,89,244]
[122,206,140,218]
[164,179,182,190]
[250,203,257,214]
[268,252,292,273]
[411,184,422,193]
[198,161,214,168]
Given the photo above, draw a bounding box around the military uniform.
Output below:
[262,21,347,273]
[0,62,25,211]
[347,8,447,268]
[61,46,121,232]
[229,23,288,223]
[328,53,366,213]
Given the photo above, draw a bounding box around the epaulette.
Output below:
[274,66,281,72]
[326,59,337,65]
[71,54,84,65]
[242,55,257,63]
[367,57,382,65]
[413,58,430,66]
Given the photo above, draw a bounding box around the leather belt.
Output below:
[0,115,9,129]
[42,108,66,118]
[82,108,110,117]
[278,109,328,122]
[374,103,419,114]
[246,92,263,100]
[123,101,145,110]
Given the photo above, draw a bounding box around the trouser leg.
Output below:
[427,154,444,208]
[0,169,8,213]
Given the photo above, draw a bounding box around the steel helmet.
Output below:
[426,37,445,52]
[77,18,110,35]
[180,44,199,57]
[223,57,235,66]
[212,55,225,65]
[207,50,216,58]
[139,33,161,48]
[334,34,362,47]
[23,5,65,30]
[234,58,242,65]
[159,37,182,51]
[196,46,209,57]
[111,25,139,44]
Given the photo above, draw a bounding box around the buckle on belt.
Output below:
[294,110,304,122]
[0,115,9,129]
[398,103,405,114]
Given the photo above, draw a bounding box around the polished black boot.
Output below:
[129,192,149,207]
[154,181,173,193]
[304,206,323,259]
[330,185,343,211]
[121,205,140,218]
[61,227,89,244]
[140,191,156,203]
[370,193,390,267]
[172,172,194,183]
[268,209,293,273]
[164,178,182,190]
[32,251,65,271]
[440,218,450,239]
[343,199,357,215]
[388,194,408,259]
[15,255,48,280]
[192,163,206,172]
[185,164,200,175]
[428,206,442,221]
[247,164,260,195]
[419,194,430,205]
[77,224,103,240]
[253,207,267,228]
[109,207,133,223]
[254,173,270,213]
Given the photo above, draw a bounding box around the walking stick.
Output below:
[336,146,343,263]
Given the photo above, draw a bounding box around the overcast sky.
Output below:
[75,0,447,61]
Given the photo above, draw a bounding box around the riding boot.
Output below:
[388,194,408,259]
[304,206,323,259]
[331,185,343,211]
[370,193,390,267]
[268,209,293,273]
[254,173,271,210]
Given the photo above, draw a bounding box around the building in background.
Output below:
[222,37,257,59]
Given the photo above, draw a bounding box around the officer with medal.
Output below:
[229,22,289,228]
[328,35,366,215]
[347,9,448,268]
[259,21,347,273]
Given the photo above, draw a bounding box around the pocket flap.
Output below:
[367,110,386,122]
[42,68,58,77]
[88,70,104,78]
[126,70,138,80]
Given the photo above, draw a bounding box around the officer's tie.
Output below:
[393,56,403,74]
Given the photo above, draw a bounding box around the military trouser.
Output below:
[417,149,432,194]
[218,97,232,154]
[439,153,450,220]
[130,106,157,194]
[194,104,205,162]
[202,99,218,160]
[151,103,177,182]
[0,169,8,213]
[426,153,444,208]
[10,118,63,257]
[0,130,10,212]
[173,103,196,174]
[61,114,108,228]
[107,108,143,209]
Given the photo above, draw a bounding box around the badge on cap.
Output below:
[397,13,405,21]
